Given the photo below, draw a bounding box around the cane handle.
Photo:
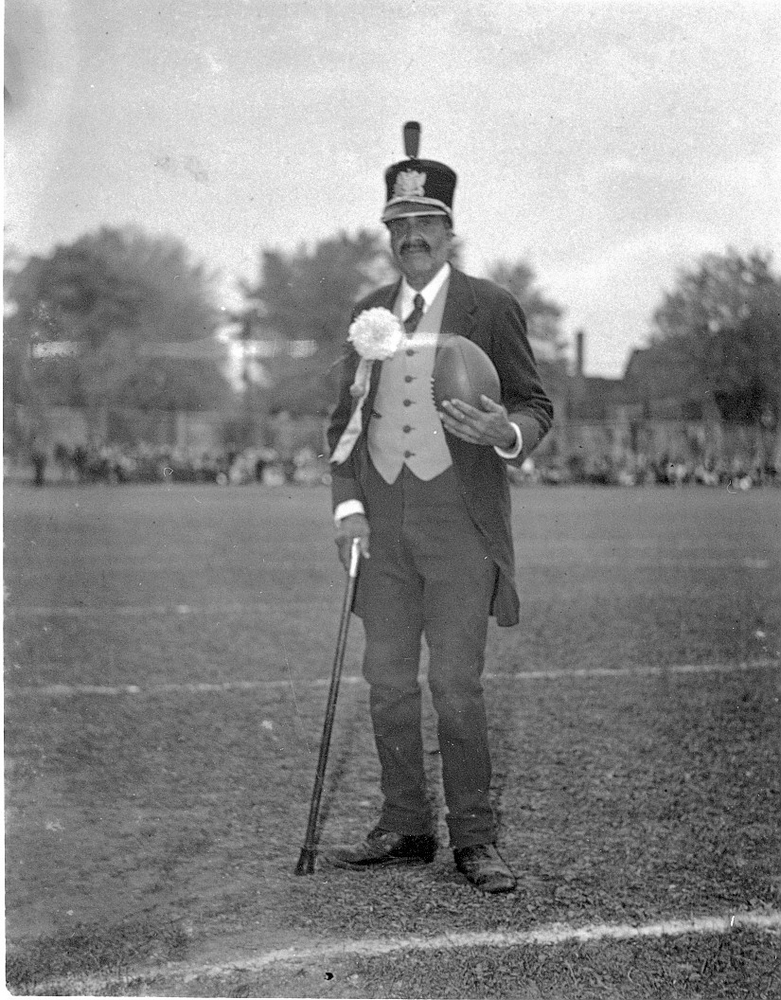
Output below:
[348,536,361,578]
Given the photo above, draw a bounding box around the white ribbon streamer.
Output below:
[330,358,374,464]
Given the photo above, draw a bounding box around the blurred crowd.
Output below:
[8,440,779,490]
[19,441,329,488]
[511,452,778,490]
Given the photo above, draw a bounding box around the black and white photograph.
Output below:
[4,0,780,996]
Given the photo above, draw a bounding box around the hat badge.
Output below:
[393,170,427,199]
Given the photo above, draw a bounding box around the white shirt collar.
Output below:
[399,262,451,317]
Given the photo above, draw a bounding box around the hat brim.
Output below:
[381,199,452,223]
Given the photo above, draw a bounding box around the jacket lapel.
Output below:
[365,279,401,416]
[441,268,478,341]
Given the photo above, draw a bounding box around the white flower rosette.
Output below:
[347,307,403,397]
[330,308,403,464]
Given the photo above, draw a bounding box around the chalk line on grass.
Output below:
[181,910,781,980]
[4,603,248,617]
[29,909,781,994]
[9,658,780,698]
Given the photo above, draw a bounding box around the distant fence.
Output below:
[4,404,327,456]
[4,404,778,489]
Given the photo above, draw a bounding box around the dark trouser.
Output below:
[360,460,497,849]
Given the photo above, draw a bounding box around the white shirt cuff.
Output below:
[494,423,523,460]
[334,499,366,523]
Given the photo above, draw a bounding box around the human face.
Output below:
[386,214,451,290]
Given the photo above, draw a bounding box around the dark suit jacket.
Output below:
[327,268,554,626]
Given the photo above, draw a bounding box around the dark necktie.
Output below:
[404,293,425,335]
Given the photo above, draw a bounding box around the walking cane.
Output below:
[294,537,361,875]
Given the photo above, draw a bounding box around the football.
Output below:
[432,335,501,409]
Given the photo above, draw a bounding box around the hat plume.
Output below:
[403,121,421,158]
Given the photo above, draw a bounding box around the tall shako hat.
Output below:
[381,121,457,224]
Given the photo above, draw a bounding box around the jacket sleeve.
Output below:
[488,289,554,463]
[325,342,366,512]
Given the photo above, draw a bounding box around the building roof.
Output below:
[621,346,701,403]
[566,375,624,421]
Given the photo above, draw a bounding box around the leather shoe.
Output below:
[325,827,438,869]
[454,843,517,893]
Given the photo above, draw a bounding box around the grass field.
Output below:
[4,480,781,998]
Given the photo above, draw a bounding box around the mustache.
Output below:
[399,238,431,253]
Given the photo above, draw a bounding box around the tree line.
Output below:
[4,226,780,441]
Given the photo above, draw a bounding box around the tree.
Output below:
[486,259,568,403]
[485,260,566,359]
[243,229,392,347]
[4,227,229,417]
[650,249,781,430]
[238,229,394,415]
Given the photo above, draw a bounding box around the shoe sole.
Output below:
[456,871,517,893]
[474,881,517,894]
[325,854,436,870]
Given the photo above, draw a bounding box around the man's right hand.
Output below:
[335,513,370,570]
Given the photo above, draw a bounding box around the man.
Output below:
[325,124,553,893]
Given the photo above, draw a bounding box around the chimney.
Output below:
[575,329,585,377]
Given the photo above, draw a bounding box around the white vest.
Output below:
[368,278,453,484]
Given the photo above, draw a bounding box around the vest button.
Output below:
[404,450,414,459]
[406,349,415,357]
[403,399,413,407]
[404,375,414,383]
[402,425,412,433]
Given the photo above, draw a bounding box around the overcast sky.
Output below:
[5,0,780,376]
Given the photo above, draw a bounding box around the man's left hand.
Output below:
[439,395,516,448]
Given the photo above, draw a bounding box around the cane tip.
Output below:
[294,847,317,875]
